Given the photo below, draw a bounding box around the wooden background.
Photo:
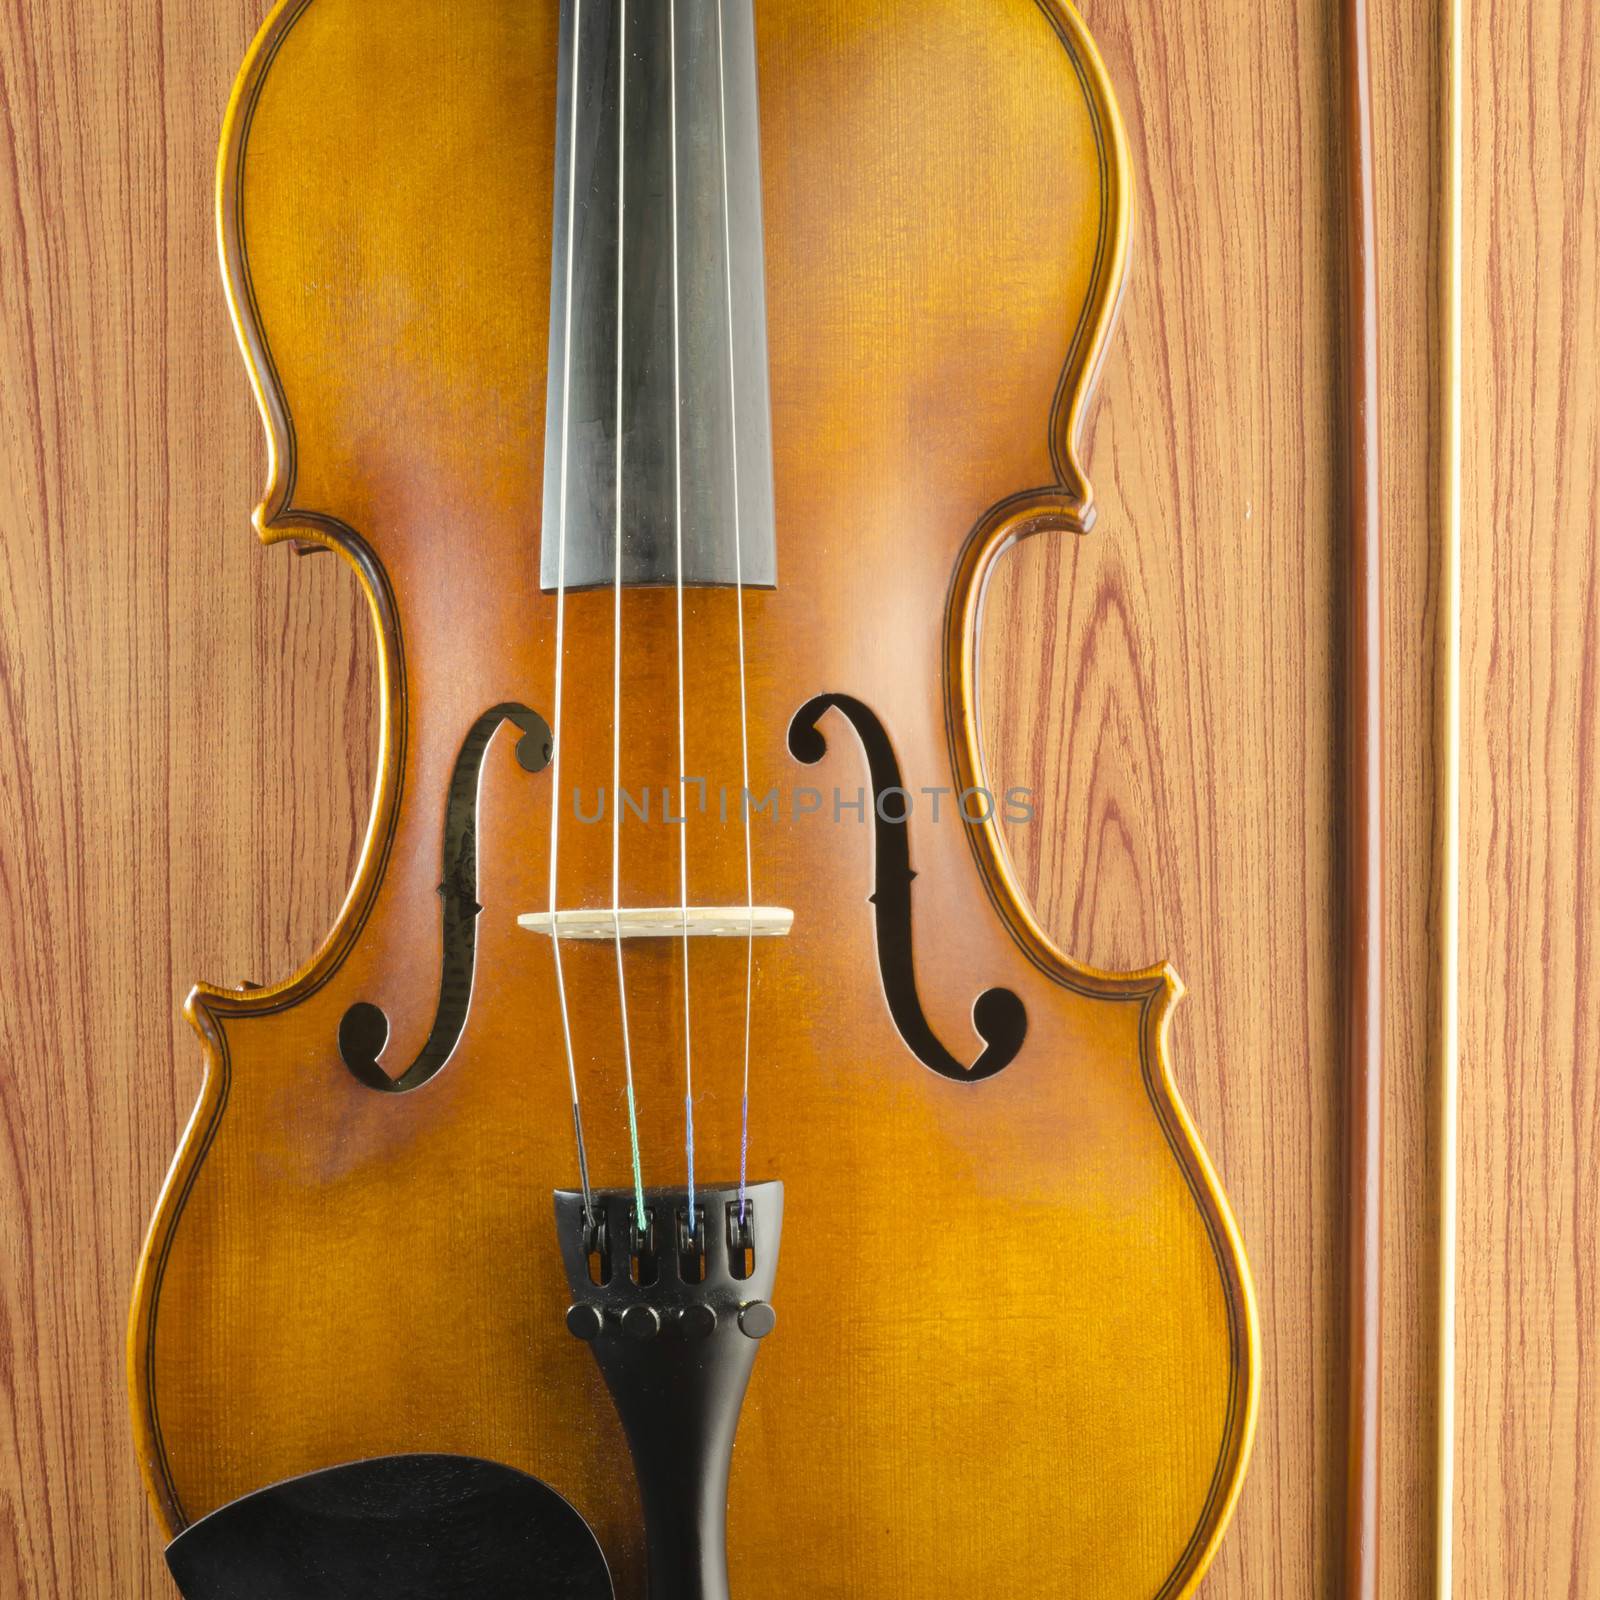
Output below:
[0,0,1592,1594]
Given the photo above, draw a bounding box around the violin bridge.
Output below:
[516,906,793,940]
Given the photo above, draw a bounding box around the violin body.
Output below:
[129,1,1258,1594]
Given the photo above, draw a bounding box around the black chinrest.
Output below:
[164,1453,614,1600]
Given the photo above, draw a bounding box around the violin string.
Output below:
[548,0,593,1227]
[610,0,648,1236]
[713,0,757,1222]
[668,0,697,1234]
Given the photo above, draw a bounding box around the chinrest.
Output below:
[164,1453,613,1600]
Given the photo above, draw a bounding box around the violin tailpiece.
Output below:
[555,1182,783,1600]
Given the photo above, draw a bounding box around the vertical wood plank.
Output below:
[1457,0,1600,1590]
[0,2,377,1592]
[1370,0,1449,1588]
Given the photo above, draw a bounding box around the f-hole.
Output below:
[787,693,1026,1083]
[337,703,552,1092]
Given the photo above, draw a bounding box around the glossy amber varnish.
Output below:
[127,2,1258,1595]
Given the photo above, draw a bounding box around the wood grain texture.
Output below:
[1455,0,1600,1590]
[0,0,1587,1594]
[1369,0,1448,1585]
[0,3,377,1593]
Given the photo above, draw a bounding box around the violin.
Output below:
[129,1,1258,1594]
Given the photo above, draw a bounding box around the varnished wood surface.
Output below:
[0,0,1587,1597]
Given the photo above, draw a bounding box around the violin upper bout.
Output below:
[200,0,567,1023]
[216,0,562,555]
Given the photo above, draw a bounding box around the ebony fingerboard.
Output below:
[540,0,777,592]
